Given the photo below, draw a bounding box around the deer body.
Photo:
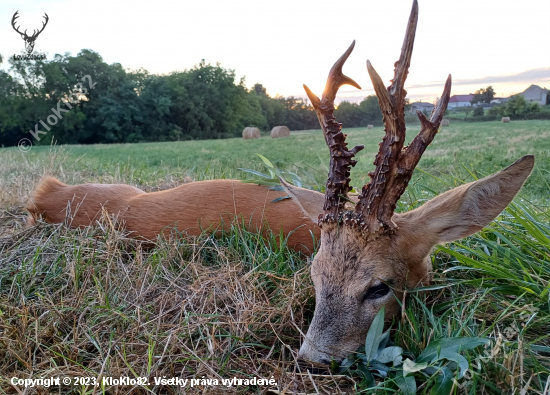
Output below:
[26,0,535,368]
[27,177,323,253]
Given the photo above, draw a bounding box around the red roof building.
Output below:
[448,94,474,108]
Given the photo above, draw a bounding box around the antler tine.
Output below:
[30,13,49,38]
[11,11,24,36]
[428,74,452,125]
[39,13,49,33]
[388,0,418,103]
[303,41,364,224]
[322,40,361,103]
[354,0,450,238]
[375,75,452,227]
[399,75,452,174]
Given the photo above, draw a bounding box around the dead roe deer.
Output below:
[27,0,534,365]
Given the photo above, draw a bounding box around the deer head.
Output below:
[12,11,49,54]
[287,0,535,365]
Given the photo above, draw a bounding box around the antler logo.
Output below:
[11,11,49,54]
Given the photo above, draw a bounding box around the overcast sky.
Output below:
[2,0,549,104]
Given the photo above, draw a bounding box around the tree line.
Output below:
[0,50,383,147]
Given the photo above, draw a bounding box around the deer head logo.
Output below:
[11,11,49,54]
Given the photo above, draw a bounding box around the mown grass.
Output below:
[1,120,549,206]
[0,120,549,393]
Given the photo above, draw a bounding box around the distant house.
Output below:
[517,85,549,106]
[410,101,434,113]
[448,94,474,108]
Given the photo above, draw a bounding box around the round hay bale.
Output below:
[242,127,260,139]
[441,119,450,127]
[271,126,290,138]
[367,125,374,129]
[501,117,510,123]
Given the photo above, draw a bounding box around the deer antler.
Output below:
[11,11,49,39]
[11,11,25,36]
[354,0,452,237]
[31,13,49,38]
[303,41,365,223]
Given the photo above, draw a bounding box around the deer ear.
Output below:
[279,178,324,223]
[396,155,535,244]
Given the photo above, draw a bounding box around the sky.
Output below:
[1,0,549,104]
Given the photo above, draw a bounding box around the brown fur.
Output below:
[27,177,322,253]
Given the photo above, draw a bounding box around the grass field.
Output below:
[1,120,549,208]
[1,120,549,393]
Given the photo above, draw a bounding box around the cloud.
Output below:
[340,67,550,93]
[326,67,550,103]
[414,67,550,89]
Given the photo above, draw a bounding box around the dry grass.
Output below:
[0,147,362,394]
[0,210,365,394]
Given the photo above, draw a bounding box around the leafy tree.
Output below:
[471,86,495,104]
[166,60,250,139]
[472,106,484,117]
[359,95,383,123]
[134,73,174,141]
[332,95,384,128]
[253,83,267,96]
[276,96,318,130]
[334,101,363,127]
[487,105,503,116]
[502,95,540,117]
[1,49,385,146]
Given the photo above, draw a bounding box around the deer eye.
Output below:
[362,282,391,301]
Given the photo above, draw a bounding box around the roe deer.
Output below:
[25,0,534,367]
[291,0,534,365]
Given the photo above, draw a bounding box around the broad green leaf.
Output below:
[256,153,274,168]
[370,361,392,377]
[377,330,390,352]
[395,375,416,395]
[431,366,454,395]
[376,346,403,366]
[530,344,550,353]
[269,185,285,191]
[357,363,376,387]
[403,358,428,376]
[437,350,469,379]
[340,358,353,369]
[365,307,385,362]
[417,337,489,364]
